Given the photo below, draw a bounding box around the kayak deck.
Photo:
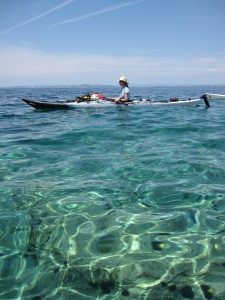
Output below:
[22,97,207,110]
[205,93,225,100]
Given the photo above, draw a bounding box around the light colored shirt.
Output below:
[121,86,130,99]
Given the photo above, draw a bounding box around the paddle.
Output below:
[105,97,128,106]
[105,97,115,101]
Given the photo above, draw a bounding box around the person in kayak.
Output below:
[107,76,130,103]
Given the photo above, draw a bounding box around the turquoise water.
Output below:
[1,86,225,300]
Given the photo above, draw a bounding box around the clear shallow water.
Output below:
[1,86,225,300]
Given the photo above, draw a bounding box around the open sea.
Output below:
[1,85,225,300]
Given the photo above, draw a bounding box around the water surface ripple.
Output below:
[1,86,225,299]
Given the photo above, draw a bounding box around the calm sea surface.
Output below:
[1,86,225,300]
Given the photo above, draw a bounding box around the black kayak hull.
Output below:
[22,98,70,109]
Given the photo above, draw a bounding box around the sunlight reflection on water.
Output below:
[1,86,225,299]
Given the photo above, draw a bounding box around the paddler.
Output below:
[107,76,130,103]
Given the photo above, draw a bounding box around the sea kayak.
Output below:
[205,93,225,100]
[22,97,209,110]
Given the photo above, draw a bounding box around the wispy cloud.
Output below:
[1,46,225,86]
[215,50,225,55]
[50,0,146,28]
[0,0,76,35]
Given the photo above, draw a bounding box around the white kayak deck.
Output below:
[68,98,202,107]
[205,93,225,100]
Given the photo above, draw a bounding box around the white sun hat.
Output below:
[119,76,128,84]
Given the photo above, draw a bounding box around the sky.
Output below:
[0,0,225,87]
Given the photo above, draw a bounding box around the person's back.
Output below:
[121,81,130,101]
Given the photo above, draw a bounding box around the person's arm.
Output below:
[107,88,129,103]
[122,92,129,102]
[114,95,122,103]
[115,92,129,103]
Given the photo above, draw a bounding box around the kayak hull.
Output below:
[22,99,70,109]
[22,98,204,110]
[205,93,225,100]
